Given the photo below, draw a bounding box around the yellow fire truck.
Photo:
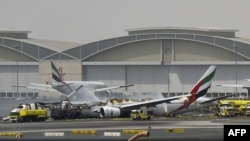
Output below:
[216,100,235,117]
[9,103,48,123]
[130,109,153,120]
[218,99,250,116]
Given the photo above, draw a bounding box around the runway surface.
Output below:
[1,117,250,141]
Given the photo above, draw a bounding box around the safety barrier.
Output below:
[0,132,23,138]
[104,132,121,136]
[164,128,185,133]
[122,129,148,134]
[44,132,64,136]
[71,129,97,134]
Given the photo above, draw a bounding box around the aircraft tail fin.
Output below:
[188,65,217,104]
[51,60,73,92]
[51,60,62,82]
[172,65,217,112]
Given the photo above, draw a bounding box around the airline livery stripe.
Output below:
[190,67,216,94]
[198,82,211,92]
[51,61,62,82]
[201,69,216,87]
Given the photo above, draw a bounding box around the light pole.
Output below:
[233,42,238,96]
[167,65,169,97]
[14,45,19,98]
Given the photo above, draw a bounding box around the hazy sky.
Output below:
[1,0,250,44]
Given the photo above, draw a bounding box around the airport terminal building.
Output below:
[1,27,250,99]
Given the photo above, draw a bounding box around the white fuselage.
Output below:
[96,97,218,118]
[150,97,218,116]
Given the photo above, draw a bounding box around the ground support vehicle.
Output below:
[9,108,48,122]
[229,101,249,116]
[218,99,250,116]
[130,109,153,120]
[245,105,250,116]
[217,106,235,117]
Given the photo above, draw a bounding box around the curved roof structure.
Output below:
[0,29,81,62]
[1,27,250,63]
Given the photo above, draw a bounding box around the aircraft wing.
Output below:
[215,78,250,88]
[13,83,57,92]
[199,94,235,104]
[94,84,134,92]
[215,84,250,89]
[118,94,191,110]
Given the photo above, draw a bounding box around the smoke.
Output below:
[69,85,164,104]
[69,87,100,104]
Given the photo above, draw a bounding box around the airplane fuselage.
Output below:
[149,97,217,116]
[77,97,218,118]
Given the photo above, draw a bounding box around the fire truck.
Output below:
[9,103,48,123]
[216,100,235,117]
[130,109,153,120]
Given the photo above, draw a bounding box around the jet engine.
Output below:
[100,106,121,118]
